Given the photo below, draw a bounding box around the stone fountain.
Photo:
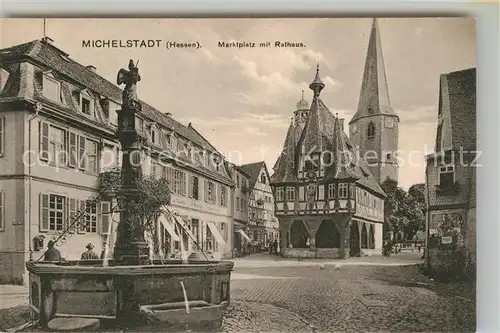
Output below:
[26,60,233,332]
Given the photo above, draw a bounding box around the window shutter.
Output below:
[204,180,208,202]
[0,116,4,157]
[77,200,86,234]
[100,201,111,235]
[78,136,86,169]
[188,175,193,198]
[39,121,50,161]
[68,198,76,233]
[0,191,4,231]
[40,193,49,232]
[68,132,77,167]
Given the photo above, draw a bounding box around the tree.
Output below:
[381,180,426,241]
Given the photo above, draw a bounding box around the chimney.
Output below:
[41,36,54,45]
[86,65,97,73]
[339,118,345,132]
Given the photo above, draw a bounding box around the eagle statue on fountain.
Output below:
[117,59,142,111]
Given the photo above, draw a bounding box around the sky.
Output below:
[1,18,476,190]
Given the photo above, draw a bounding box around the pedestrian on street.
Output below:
[81,243,99,260]
[100,242,107,259]
[44,240,61,261]
[273,240,278,255]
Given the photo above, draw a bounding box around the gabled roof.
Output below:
[443,67,476,151]
[350,18,398,124]
[239,161,270,190]
[0,38,233,185]
[0,39,223,156]
[271,67,386,197]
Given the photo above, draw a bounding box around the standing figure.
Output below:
[81,243,99,260]
[117,59,142,110]
[44,240,61,261]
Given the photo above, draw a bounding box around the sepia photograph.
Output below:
[0,17,476,332]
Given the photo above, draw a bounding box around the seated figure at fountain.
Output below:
[81,243,99,260]
[44,240,61,261]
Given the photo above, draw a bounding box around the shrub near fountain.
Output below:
[26,60,233,332]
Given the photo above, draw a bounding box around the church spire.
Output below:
[349,18,397,124]
[309,63,325,98]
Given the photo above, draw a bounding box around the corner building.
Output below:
[270,66,386,259]
[0,37,233,283]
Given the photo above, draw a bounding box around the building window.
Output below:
[81,97,92,116]
[275,187,284,201]
[328,184,335,199]
[349,184,355,198]
[0,191,4,231]
[136,117,144,132]
[49,126,66,165]
[236,174,240,188]
[40,194,65,232]
[236,197,240,211]
[174,170,186,196]
[85,139,99,173]
[386,152,392,161]
[191,176,199,200]
[42,75,60,102]
[220,185,227,207]
[84,200,97,233]
[367,122,375,140]
[338,183,348,199]
[205,180,215,203]
[0,116,4,157]
[151,127,159,145]
[261,174,266,184]
[151,161,159,179]
[439,165,455,188]
[286,187,295,201]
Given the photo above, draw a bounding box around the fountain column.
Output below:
[113,59,150,266]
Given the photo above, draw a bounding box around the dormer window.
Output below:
[82,98,91,115]
[108,100,120,126]
[136,116,144,132]
[150,125,159,145]
[260,174,266,184]
[439,165,455,188]
[79,90,95,117]
[42,73,61,102]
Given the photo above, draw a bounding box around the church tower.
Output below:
[349,18,399,184]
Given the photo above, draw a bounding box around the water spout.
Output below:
[102,213,114,267]
[180,281,190,314]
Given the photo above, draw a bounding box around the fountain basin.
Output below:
[136,300,226,332]
[26,259,233,330]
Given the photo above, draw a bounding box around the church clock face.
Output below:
[385,117,394,128]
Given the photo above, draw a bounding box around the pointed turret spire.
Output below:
[309,63,325,98]
[349,18,397,124]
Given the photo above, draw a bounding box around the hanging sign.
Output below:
[441,236,453,244]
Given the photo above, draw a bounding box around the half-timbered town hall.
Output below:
[271,19,397,259]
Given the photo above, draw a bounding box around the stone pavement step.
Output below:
[0,305,31,332]
[47,317,100,332]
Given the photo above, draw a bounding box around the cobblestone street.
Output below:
[1,255,475,332]
[222,258,475,332]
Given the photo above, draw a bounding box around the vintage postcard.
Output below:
[0,18,476,332]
